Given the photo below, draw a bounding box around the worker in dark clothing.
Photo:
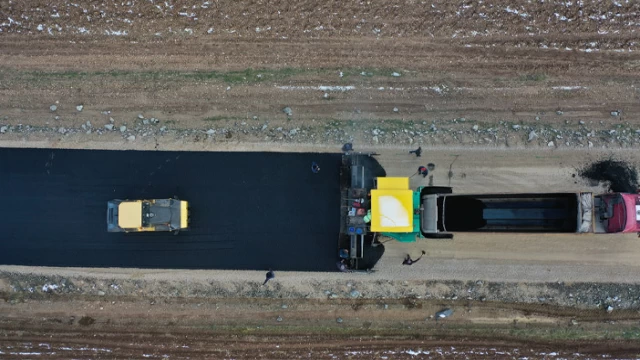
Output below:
[409,146,422,157]
[337,259,350,272]
[418,166,428,178]
[402,250,426,265]
[263,269,275,285]
[311,162,321,173]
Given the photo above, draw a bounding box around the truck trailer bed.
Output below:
[439,193,581,233]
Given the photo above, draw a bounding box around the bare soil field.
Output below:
[3,296,640,359]
[0,0,639,149]
[3,0,640,356]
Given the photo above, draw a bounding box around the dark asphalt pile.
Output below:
[0,148,343,271]
[578,159,639,193]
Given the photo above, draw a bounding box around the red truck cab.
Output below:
[594,193,640,234]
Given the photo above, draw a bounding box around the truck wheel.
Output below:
[423,233,454,239]
[421,186,453,195]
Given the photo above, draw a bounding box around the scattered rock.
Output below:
[435,308,453,319]
[323,93,329,99]
[336,317,343,323]
[76,105,83,112]
[276,316,283,322]
[138,114,145,119]
[393,107,399,113]
[535,116,540,121]
[159,126,167,132]
[54,116,60,120]
[0,126,7,134]
[142,119,150,125]
[289,128,298,136]
[556,110,563,115]
[109,117,115,123]
[472,125,479,131]
[98,291,106,296]
[391,72,401,77]
[282,107,293,116]
[372,136,379,143]
[119,126,127,133]
[206,129,216,135]
[528,131,538,142]
[329,293,339,299]
[42,284,58,292]
[588,141,594,148]
[86,121,92,128]
[547,141,555,147]
[78,316,95,326]
[350,290,361,298]
[579,120,585,125]
[104,124,114,131]
[261,124,268,131]
[512,124,520,130]
[281,304,288,309]
[50,105,57,112]
[127,135,136,141]
[58,127,66,134]
[611,111,620,117]
[606,305,614,313]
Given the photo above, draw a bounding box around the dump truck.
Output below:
[364,177,640,241]
[107,198,189,233]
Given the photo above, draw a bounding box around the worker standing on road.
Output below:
[402,250,426,265]
[311,162,321,173]
[418,166,428,178]
[263,269,275,285]
[342,143,353,152]
[409,146,422,157]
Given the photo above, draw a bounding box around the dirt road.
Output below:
[1,147,640,284]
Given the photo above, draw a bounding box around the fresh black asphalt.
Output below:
[0,148,342,271]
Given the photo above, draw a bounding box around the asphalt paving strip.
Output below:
[0,148,342,271]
